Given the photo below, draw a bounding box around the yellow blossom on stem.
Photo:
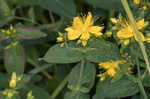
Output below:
[2,25,16,36]
[65,12,103,46]
[133,0,140,4]
[117,18,148,45]
[142,5,148,10]
[99,60,126,77]
[2,89,18,98]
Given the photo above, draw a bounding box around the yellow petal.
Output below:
[80,32,91,41]
[117,27,134,39]
[133,0,140,4]
[81,40,87,46]
[65,27,81,40]
[73,17,83,30]
[89,26,103,36]
[99,61,111,69]
[84,12,93,27]
[136,18,148,30]
[134,32,145,41]
[145,37,150,43]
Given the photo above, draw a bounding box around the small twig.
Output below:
[13,16,40,25]
[49,11,55,24]
[27,58,52,79]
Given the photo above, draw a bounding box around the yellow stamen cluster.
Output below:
[98,60,126,81]
[117,18,148,45]
[65,12,103,46]
[2,25,16,36]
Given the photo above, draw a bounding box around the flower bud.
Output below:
[9,72,17,88]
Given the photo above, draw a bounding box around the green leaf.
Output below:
[0,0,13,27]
[43,45,83,63]
[93,76,139,99]
[0,73,9,88]
[87,0,122,10]
[86,38,121,63]
[143,75,150,87]
[40,0,76,18]
[68,61,96,93]
[4,41,25,74]
[16,26,47,40]
[20,84,52,99]
[0,17,14,27]
[64,91,90,99]
[0,0,12,19]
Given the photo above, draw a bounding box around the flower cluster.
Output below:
[112,18,148,45]
[98,60,126,81]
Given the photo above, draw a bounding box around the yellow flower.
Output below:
[65,12,103,46]
[142,6,148,10]
[133,0,140,4]
[2,89,18,98]
[2,25,16,36]
[99,60,126,77]
[117,18,148,45]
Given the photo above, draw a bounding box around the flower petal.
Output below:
[89,26,103,36]
[136,18,148,30]
[84,12,93,27]
[134,32,145,41]
[65,27,81,40]
[80,32,90,41]
[73,17,83,30]
[81,40,87,46]
[117,27,134,39]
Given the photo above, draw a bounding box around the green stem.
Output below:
[51,73,70,99]
[136,58,148,99]
[138,80,148,99]
[121,0,150,75]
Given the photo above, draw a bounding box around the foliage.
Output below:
[0,0,150,99]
